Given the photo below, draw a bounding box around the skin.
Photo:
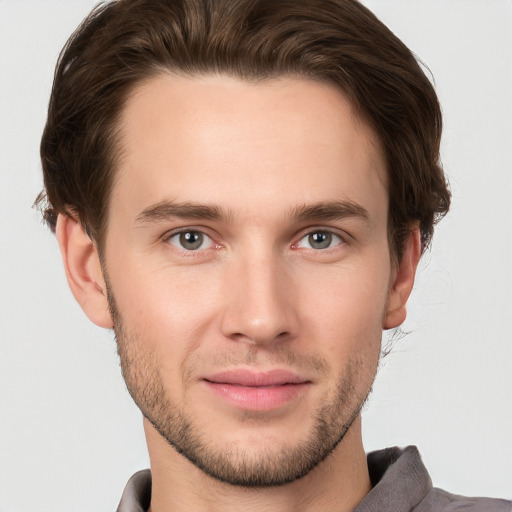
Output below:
[56,74,421,512]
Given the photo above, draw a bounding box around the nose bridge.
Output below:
[220,242,297,345]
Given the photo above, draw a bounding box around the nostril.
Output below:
[228,329,291,346]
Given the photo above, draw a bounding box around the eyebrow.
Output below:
[291,201,371,224]
[134,199,370,225]
[135,200,228,224]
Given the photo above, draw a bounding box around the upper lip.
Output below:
[204,369,310,387]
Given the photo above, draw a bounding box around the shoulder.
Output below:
[359,446,511,512]
[416,487,512,512]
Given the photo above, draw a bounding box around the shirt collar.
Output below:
[354,446,432,512]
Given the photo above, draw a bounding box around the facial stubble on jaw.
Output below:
[104,277,377,488]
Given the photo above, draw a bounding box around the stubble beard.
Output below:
[106,286,377,488]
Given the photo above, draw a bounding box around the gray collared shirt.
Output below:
[116,446,511,511]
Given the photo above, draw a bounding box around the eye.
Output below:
[166,230,214,251]
[296,230,343,250]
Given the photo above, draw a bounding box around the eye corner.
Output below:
[165,229,215,252]
[293,229,347,252]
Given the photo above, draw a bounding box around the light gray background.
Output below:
[0,1,511,510]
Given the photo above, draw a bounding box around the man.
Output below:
[35,0,511,511]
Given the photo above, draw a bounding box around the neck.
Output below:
[145,416,371,512]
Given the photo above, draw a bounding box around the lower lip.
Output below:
[204,381,310,411]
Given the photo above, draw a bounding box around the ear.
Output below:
[55,213,113,328]
[383,225,422,329]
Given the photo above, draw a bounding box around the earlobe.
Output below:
[55,213,114,328]
[383,226,422,330]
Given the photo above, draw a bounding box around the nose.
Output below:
[219,250,298,346]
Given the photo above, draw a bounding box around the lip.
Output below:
[202,369,311,411]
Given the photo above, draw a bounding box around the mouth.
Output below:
[202,369,311,411]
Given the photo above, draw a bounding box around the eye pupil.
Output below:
[180,231,203,250]
[308,231,332,249]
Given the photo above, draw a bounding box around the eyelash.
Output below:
[162,227,349,255]
[293,230,346,251]
[163,229,219,255]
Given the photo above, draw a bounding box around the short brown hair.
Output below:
[38,0,450,258]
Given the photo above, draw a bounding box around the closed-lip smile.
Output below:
[202,369,311,411]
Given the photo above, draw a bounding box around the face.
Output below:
[103,74,392,486]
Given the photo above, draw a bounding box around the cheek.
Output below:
[110,260,222,350]
[294,259,389,387]
[109,266,224,398]
[299,261,390,336]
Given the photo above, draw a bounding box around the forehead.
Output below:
[112,73,388,224]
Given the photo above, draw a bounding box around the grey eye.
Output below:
[308,232,332,249]
[297,231,342,250]
[167,231,213,251]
